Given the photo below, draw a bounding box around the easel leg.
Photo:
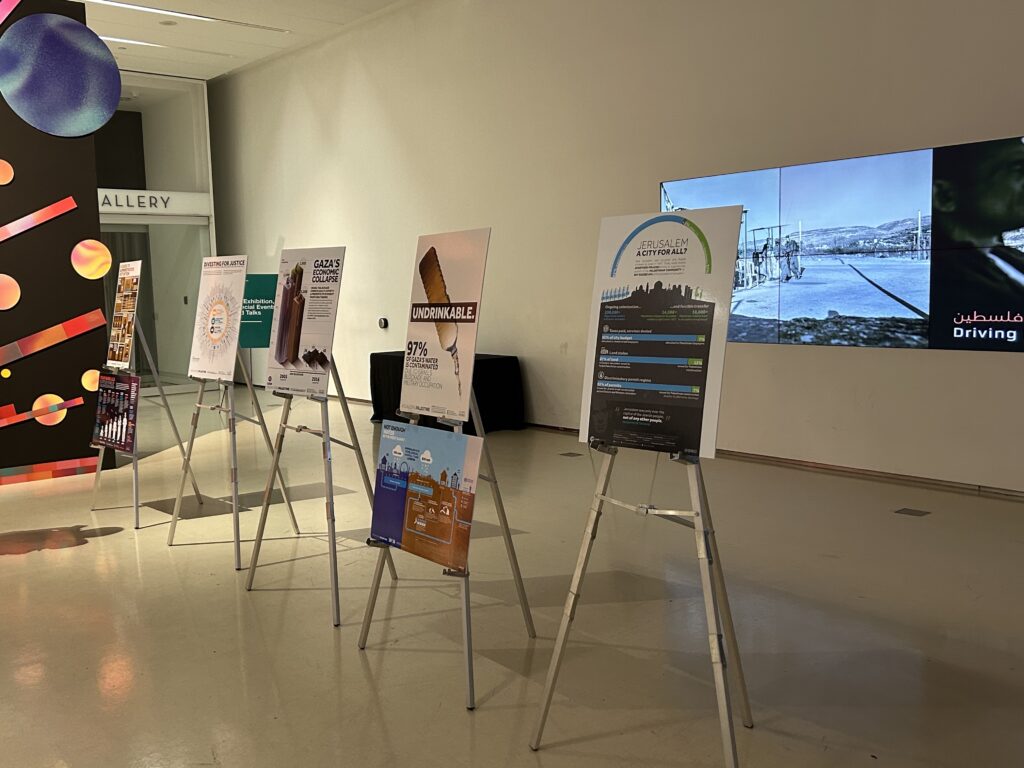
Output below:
[136,323,203,501]
[238,350,299,534]
[530,448,616,750]
[167,382,206,546]
[469,391,535,638]
[91,446,106,510]
[320,397,342,628]
[689,462,740,768]
[457,572,476,710]
[330,361,398,582]
[228,385,242,571]
[358,546,389,650]
[246,396,292,591]
[697,463,753,729]
[131,441,140,530]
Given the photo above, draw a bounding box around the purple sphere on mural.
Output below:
[0,13,120,138]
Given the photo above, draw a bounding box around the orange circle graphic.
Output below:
[0,159,13,185]
[33,394,67,426]
[71,239,112,280]
[0,274,20,310]
[81,369,100,391]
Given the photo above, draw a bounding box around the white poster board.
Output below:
[399,228,490,422]
[580,207,741,459]
[187,255,248,381]
[105,259,142,370]
[265,246,345,397]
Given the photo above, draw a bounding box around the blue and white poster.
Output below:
[370,420,483,572]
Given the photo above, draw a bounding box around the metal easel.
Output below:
[357,389,537,710]
[91,321,201,530]
[530,440,753,767]
[166,349,300,570]
[245,359,398,626]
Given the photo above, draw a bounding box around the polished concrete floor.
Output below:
[1,389,1022,767]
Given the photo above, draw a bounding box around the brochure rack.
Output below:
[244,359,398,626]
[356,390,536,710]
[529,441,753,766]
[166,349,300,570]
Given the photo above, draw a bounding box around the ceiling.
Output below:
[83,0,407,81]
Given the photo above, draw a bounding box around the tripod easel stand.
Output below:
[530,441,753,767]
[166,349,300,570]
[91,322,201,530]
[357,390,537,710]
[245,358,398,626]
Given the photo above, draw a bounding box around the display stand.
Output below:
[356,390,537,710]
[529,441,753,767]
[244,359,398,626]
[91,322,201,530]
[166,349,300,570]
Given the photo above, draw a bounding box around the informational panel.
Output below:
[91,372,139,453]
[370,420,483,572]
[661,133,1024,352]
[399,228,490,422]
[187,255,247,381]
[265,247,344,397]
[105,259,141,370]
[239,273,276,349]
[580,207,742,459]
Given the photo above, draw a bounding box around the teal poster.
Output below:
[239,274,276,349]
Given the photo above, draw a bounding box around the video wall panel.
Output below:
[661,135,1024,352]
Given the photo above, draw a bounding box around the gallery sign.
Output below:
[239,273,277,349]
[98,188,212,217]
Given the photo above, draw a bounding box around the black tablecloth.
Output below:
[368,352,525,435]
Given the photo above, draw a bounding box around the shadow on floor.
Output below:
[0,525,123,556]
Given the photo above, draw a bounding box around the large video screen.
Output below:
[661,135,1024,351]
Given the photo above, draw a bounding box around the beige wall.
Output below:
[208,0,1024,491]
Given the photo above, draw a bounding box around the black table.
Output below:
[368,352,526,435]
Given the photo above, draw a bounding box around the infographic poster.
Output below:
[91,373,140,453]
[580,207,742,459]
[187,255,247,381]
[265,247,344,396]
[370,420,483,572]
[399,228,490,423]
[239,273,276,349]
[105,260,141,370]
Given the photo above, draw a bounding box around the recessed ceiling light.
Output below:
[100,35,238,59]
[100,35,165,48]
[85,0,291,33]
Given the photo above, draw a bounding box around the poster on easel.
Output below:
[370,419,483,572]
[265,247,344,397]
[239,273,277,349]
[399,228,490,422]
[188,255,248,381]
[579,207,742,459]
[91,373,140,453]
[105,260,142,370]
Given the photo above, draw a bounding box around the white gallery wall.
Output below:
[208,0,1024,492]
